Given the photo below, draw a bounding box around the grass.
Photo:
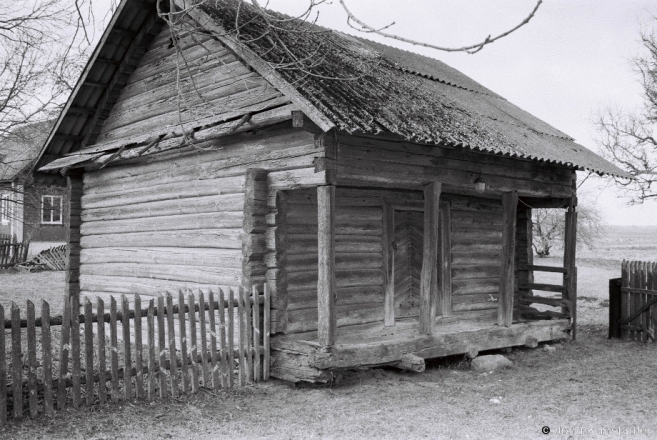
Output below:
[0,270,66,315]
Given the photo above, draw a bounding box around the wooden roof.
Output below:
[36,0,628,179]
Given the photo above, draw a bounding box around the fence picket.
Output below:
[84,298,94,406]
[147,299,156,401]
[263,284,270,380]
[177,291,189,395]
[652,263,657,340]
[188,293,199,393]
[27,301,37,418]
[71,295,81,407]
[237,288,245,386]
[218,289,228,388]
[121,295,132,401]
[110,296,119,403]
[166,293,179,398]
[252,285,261,382]
[134,294,144,400]
[97,298,106,405]
[245,288,253,383]
[228,289,235,388]
[57,298,71,409]
[621,261,629,340]
[198,291,209,388]
[0,304,5,425]
[207,290,219,389]
[11,303,22,420]
[157,295,167,398]
[42,300,53,415]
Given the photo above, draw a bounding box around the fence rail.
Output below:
[1,285,270,425]
[610,260,657,342]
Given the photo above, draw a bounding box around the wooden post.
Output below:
[0,304,5,425]
[317,185,337,349]
[498,191,518,327]
[420,182,441,334]
[41,300,54,415]
[563,197,578,339]
[382,201,395,326]
[65,172,83,301]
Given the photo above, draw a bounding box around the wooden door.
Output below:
[393,210,424,319]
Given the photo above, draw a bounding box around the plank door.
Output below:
[393,210,424,319]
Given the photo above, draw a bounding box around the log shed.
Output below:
[34,0,628,382]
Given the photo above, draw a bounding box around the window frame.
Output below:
[0,194,9,224]
[41,194,63,225]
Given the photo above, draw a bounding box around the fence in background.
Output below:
[0,240,30,269]
[609,261,657,342]
[1,286,270,425]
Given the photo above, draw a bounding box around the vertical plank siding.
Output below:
[618,260,657,342]
[1,287,271,424]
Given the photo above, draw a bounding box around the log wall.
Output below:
[78,127,319,299]
[282,188,388,334]
[446,194,502,320]
[95,24,287,145]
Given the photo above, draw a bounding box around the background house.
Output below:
[1,121,68,255]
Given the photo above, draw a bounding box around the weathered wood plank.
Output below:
[97,298,106,405]
[263,285,271,380]
[439,201,452,317]
[166,293,179,398]
[188,293,199,393]
[41,301,53,414]
[71,295,81,407]
[84,298,94,406]
[147,299,156,402]
[121,295,132,401]
[11,304,21,419]
[317,185,337,348]
[208,291,220,389]
[26,301,37,417]
[227,289,235,388]
[156,295,167,397]
[81,228,243,249]
[498,191,518,327]
[420,182,441,334]
[177,291,189,394]
[382,201,395,326]
[198,291,210,388]
[134,294,144,400]
[110,297,119,403]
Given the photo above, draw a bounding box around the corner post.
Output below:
[564,196,578,339]
[420,181,441,335]
[317,185,336,349]
[65,172,83,301]
[498,191,518,327]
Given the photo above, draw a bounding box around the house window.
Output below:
[0,194,9,224]
[41,195,63,224]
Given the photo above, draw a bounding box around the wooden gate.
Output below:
[613,260,657,342]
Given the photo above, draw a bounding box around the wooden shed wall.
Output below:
[277,188,510,335]
[78,127,319,298]
[94,22,286,146]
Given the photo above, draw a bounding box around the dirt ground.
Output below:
[1,242,657,439]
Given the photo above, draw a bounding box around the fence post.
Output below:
[609,278,622,339]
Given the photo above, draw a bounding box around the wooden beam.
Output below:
[498,191,518,327]
[563,195,578,338]
[65,172,83,301]
[317,185,336,349]
[420,181,441,334]
[382,200,394,326]
[438,201,452,317]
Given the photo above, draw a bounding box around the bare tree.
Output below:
[596,23,657,202]
[0,0,110,141]
[532,203,603,258]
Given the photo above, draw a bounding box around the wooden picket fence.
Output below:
[0,240,30,269]
[610,261,657,342]
[1,286,270,425]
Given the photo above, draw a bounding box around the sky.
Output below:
[89,1,657,225]
[262,0,657,225]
